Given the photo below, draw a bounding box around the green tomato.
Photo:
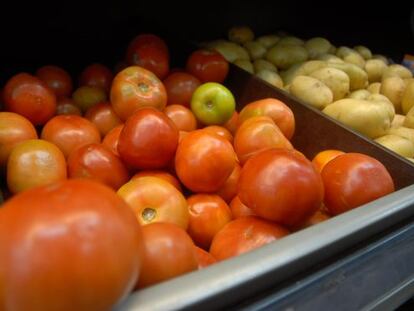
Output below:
[191,82,235,125]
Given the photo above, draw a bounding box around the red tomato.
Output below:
[223,111,239,135]
[210,216,289,261]
[0,112,38,167]
[186,49,229,83]
[295,207,331,230]
[215,162,241,203]
[102,124,124,157]
[56,97,82,116]
[163,72,201,107]
[118,108,178,170]
[36,65,73,97]
[187,194,233,249]
[312,149,345,173]
[0,179,143,311]
[3,73,56,125]
[110,66,167,121]
[238,98,295,140]
[117,176,189,229]
[132,170,182,192]
[229,196,256,218]
[67,143,129,190]
[175,130,237,192]
[321,153,395,215]
[126,34,169,62]
[79,63,113,92]
[202,125,233,144]
[127,45,169,80]
[238,149,324,228]
[41,115,101,158]
[194,246,217,269]
[234,116,293,165]
[164,104,197,132]
[137,223,197,289]
[85,102,123,137]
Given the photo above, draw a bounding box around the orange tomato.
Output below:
[223,110,239,135]
[102,124,124,157]
[215,162,241,203]
[229,196,256,218]
[85,102,123,137]
[132,170,182,192]
[312,149,345,173]
[164,104,197,132]
[194,246,217,269]
[202,125,233,144]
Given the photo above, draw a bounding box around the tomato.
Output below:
[0,179,143,311]
[72,86,107,113]
[137,223,197,289]
[234,116,293,165]
[238,149,324,228]
[110,66,167,121]
[67,143,129,190]
[132,170,182,192]
[238,98,295,140]
[210,216,289,261]
[117,176,189,229]
[85,102,123,137]
[126,34,169,63]
[7,139,67,194]
[56,97,82,116]
[229,196,255,218]
[41,115,101,158]
[3,73,56,125]
[223,111,239,135]
[312,149,345,173]
[79,63,113,92]
[102,124,124,157]
[164,104,197,132]
[163,72,201,107]
[295,207,331,230]
[127,45,169,80]
[187,194,233,249]
[321,153,395,215]
[36,65,73,97]
[186,49,229,83]
[215,162,241,203]
[0,112,38,167]
[194,246,217,269]
[202,125,233,144]
[175,130,237,192]
[118,108,178,170]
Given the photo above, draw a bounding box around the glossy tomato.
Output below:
[187,194,233,249]
[132,170,182,192]
[85,102,123,137]
[3,73,56,125]
[194,246,217,269]
[229,196,256,218]
[202,125,233,144]
[0,179,143,311]
[215,162,241,203]
[137,223,197,289]
[126,34,169,58]
[56,97,82,116]
[210,216,289,261]
[186,49,229,83]
[117,176,189,229]
[312,149,345,173]
[127,45,169,80]
[321,153,395,215]
[102,124,124,157]
[175,130,237,192]
[238,149,324,228]
[79,63,113,92]
[164,104,197,132]
[110,66,167,121]
[163,72,201,107]
[223,111,239,135]
[36,65,73,97]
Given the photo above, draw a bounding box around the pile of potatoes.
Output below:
[205,26,414,160]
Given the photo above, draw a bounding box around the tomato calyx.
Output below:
[138,82,149,93]
[142,207,157,222]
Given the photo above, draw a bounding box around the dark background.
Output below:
[0,1,413,84]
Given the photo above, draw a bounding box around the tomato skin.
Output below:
[67,143,129,190]
[194,246,217,269]
[238,149,324,228]
[72,86,107,113]
[187,194,233,249]
[85,102,123,137]
[102,124,124,157]
[0,179,143,311]
[163,72,201,107]
[110,66,167,121]
[56,97,82,116]
[186,49,229,83]
[321,153,395,215]
[4,73,56,125]
[137,223,197,289]
[127,45,169,80]
[36,65,73,97]
[0,112,38,167]
[126,34,169,67]
[79,63,113,92]
[312,149,345,173]
[118,108,178,170]
[164,104,197,132]
[175,130,237,193]
[215,162,241,203]
[223,111,239,135]
[132,170,182,192]
[229,196,256,219]
[202,125,233,144]
[210,216,289,261]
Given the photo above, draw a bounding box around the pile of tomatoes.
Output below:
[0,34,396,311]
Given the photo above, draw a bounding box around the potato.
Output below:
[310,67,350,101]
[316,54,344,63]
[404,105,414,129]
[367,94,395,121]
[367,82,381,94]
[256,70,283,88]
[388,127,414,144]
[234,59,254,74]
[228,26,254,44]
[375,134,414,157]
[207,40,250,62]
[328,62,368,91]
[354,45,372,60]
[290,75,333,109]
[322,98,393,138]
[372,54,389,65]
[348,89,371,100]
[365,59,387,83]
[253,59,277,73]
[277,36,304,46]
[256,35,280,48]
[380,76,406,113]
[391,114,405,128]
[266,44,308,70]
[405,78,414,87]
[243,41,267,61]
[402,80,414,115]
[329,45,337,54]
[305,37,332,59]
[382,64,413,80]
[280,60,327,84]
[336,46,365,68]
